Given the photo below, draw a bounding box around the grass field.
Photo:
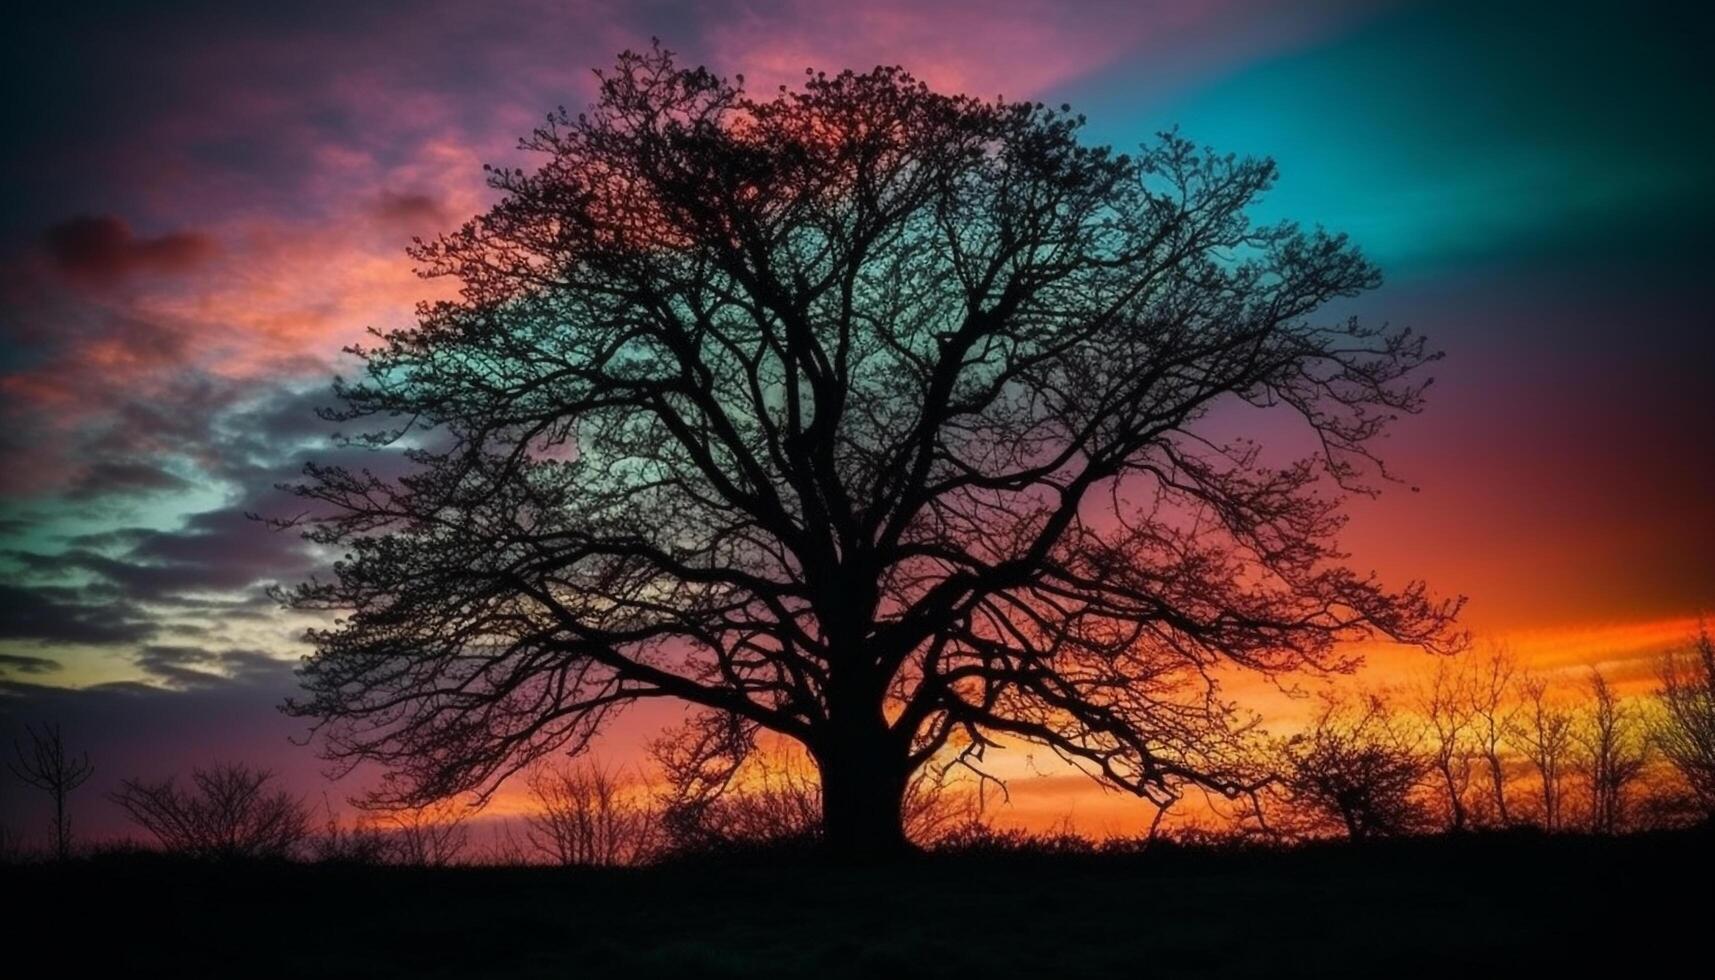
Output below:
[6,829,1706,978]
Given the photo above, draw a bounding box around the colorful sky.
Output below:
[2,0,1710,838]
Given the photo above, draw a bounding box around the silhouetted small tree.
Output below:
[486,819,534,865]
[307,801,394,865]
[8,723,94,861]
[385,799,472,867]
[526,761,661,866]
[280,43,1459,858]
[899,763,978,845]
[111,763,309,860]
[648,711,769,851]
[1413,657,1476,830]
[1652,624,1715,820]
[650,718,824,853]
[1275,693,1429,840]
[1510,674,1575,831]
[1577,669,1647,834]
[1468,647,1518,825]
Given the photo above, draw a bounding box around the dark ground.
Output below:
[6,830,1707,978]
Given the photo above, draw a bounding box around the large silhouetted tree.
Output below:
[281,46,1457,857]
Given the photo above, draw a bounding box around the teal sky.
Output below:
[1070,0,1712,279]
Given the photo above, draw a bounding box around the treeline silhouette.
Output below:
[5,626,1712,866]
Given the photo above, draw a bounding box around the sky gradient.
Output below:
[2,0,1710,837]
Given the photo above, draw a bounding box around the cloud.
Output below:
[0,653,62,676]
[0,446,338,652]
[64,461,193,501]
[134,644,291,690]
[0,283,212,496]
[371,190,449,229]
[41,215,216,284]
[0,346,331,497]
[0,583,154,646]
[12,508,318,604]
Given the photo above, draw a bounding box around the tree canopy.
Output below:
[283,45,1459,856]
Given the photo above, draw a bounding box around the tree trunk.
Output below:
[1485,754,1510,826]
[53,789,71,862]
[1440,764,1467,831]
[813,714,913,861]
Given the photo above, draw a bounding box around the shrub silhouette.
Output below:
[526,761,662,866]
[1273,693,1430,840]
[111,763,310,860]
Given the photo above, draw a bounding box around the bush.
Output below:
[110,763,310,860]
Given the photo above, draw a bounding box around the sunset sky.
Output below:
[2,0,1710,837]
